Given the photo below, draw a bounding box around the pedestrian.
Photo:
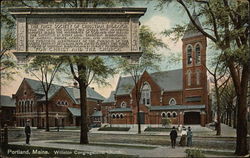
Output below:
[187,126,192,147]
[179,127,187,146]
[25,119,31,145]
[170,126,178,148]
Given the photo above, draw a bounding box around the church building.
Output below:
[102,13,212,127]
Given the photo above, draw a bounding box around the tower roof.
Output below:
[183,10,203,40]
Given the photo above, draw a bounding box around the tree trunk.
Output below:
[136,87,141,134]
[226,110,229,125]
[233,108,237,129]
[78,64,89,144]
[215,79,221,135]
[234,66,249,155]
[45,94,50,132]
[229,109,232,127]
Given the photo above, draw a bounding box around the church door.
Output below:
[184,112,200,124]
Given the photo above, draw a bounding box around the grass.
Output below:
[2,144,138,158]
[51,141,157,150]
[185,149,205,158]
[98,127,130,131]
[144,127,172,132]
[202,150,236,156]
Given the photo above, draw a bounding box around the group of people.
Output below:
[170,126,192,148]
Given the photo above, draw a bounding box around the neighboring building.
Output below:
[0,95,16,127]
[103,12,211,127]
[101,91,116,124]
[15,78,105,128]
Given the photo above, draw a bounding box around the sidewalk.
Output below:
[49,123,241,138]
[10,140,187,157]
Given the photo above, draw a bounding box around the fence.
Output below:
[0,125,8,146]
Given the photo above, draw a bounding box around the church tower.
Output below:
[182,11,208,109]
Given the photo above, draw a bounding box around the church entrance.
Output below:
[184,112,200,124]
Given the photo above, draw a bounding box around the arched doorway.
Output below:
[184,112,200,124]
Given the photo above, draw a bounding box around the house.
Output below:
[0,95,16,127]
[103,12,212,127]
[15,78,105,128]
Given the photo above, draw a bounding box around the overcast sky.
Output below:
[1,0,192,98]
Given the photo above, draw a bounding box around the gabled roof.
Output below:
[115,69,183,96]
[68,107,81,117]
[150,69,183,92]
[116,76,135,96]
[65,87,105,103]
[24,78,62,98]
[103,91,116,103]
[0,95,16,108]
[21,78,105,102]
[91,111,102,117]
[183,10,203,40]
[149,105,205,111]
[109,107,132,112]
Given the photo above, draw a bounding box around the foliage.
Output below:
[116,25,167,134]
[185,149,206,158]
[25,55,64,131]
[161,118,171,127]
[156,0,249,155]
[117,25,166,77]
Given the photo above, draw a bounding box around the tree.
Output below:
[52,0,130,144]
[220,81,237,128]
[66,56,115,144]
[117,25,166,134]
[207,52,231,135]
[157,0,249,155]
[25,56,64,131]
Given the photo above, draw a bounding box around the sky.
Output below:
[1,0,192,98]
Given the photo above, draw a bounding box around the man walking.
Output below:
[25,119,31,145]
[170,126,178,148]
[187,126,192,147]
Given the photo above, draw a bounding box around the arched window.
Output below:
[161,112,167,118]
[169,98,176,105]
[120,113,124,119]
[112,114,116,119]
[141,82,151,106]
[121,101,127,108]
[186,45,193,65]
[116,114,120,118]
[172,112,177,118]
[196,69,201,85]
[167,112,172,118]
[187,70,192,86]
[195,44,201,65]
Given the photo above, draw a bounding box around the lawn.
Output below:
[2,144,138,158]
[98,127,130,131]
[144,127,172,132]
[50,141,157,149]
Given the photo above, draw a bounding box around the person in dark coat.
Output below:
[25,120,31,145]
[187,126,193,147]
[170,126,178,148]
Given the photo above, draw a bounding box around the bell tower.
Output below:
[182,11,208,107]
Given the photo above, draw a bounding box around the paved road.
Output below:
[10,140,187,157]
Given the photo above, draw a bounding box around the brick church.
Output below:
[14,78,104,128]
[102,13,212,127]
